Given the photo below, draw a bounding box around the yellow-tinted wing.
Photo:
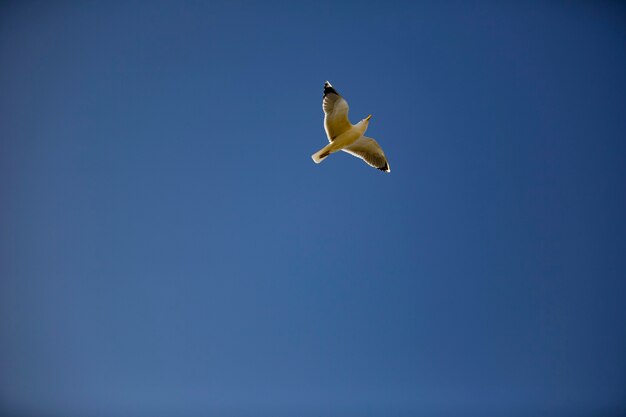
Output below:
[342,136,391,172]
[322,81,351,142]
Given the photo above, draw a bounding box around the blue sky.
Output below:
[1,1,625,416]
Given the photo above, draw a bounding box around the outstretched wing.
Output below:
[342,136,391,172]
[323,81,351,142]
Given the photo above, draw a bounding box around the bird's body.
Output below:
[311,119,368,162]
[311,81,390,172]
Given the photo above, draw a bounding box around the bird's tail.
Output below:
[311,149,331,164]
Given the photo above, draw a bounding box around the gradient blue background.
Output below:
[1,1,625,416]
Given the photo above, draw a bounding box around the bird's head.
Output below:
[357,114,372,132]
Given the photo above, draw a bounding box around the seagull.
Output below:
[311,81,390,172]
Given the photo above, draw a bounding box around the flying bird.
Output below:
[311,81,390,172]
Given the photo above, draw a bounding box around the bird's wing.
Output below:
[342,136,391,172]
[323,81,351,142]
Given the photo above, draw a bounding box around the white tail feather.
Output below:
[311,149,330,164]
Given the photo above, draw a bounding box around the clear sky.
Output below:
[1,1,625,416]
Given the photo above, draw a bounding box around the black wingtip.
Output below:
[323,81,339,97]
[378,163,390,172]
